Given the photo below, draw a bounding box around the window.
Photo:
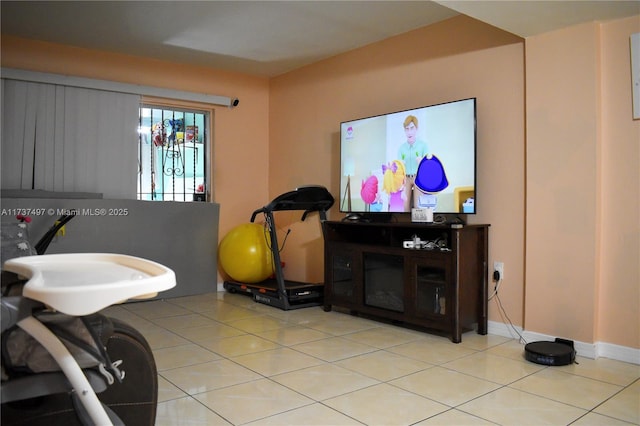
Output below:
[137,105,209,201]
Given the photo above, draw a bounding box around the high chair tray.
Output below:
[2,253,176,315]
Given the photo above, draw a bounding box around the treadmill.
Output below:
[223,185,334,310]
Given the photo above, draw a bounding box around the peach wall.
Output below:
[598,16,640,348]
[269,16,527,326]
[525,22,601,344]
[0,35,271,262]
[525,16,640,349]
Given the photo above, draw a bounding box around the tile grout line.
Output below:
[141,294,639,425]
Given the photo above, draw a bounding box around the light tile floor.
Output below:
[103,292,640,426]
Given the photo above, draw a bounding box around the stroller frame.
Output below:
[1,216,175,425]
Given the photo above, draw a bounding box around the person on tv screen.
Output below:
[397,114,429,210]
[397,115,429,176]
[381,160,407,212]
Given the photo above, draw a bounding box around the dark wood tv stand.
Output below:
[322,221,489,343]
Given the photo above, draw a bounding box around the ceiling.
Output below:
[1,1,638,77]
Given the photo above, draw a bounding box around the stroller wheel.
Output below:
[98,318,158,426]
[1,317,158,426]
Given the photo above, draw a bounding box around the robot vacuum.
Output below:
[524,338,576,366]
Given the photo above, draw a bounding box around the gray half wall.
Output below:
[1,197,219,300]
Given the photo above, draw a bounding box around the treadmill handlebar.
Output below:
[250,186,334,223]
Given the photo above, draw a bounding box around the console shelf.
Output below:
[322,221,489,343]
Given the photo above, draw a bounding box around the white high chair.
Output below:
[1,253,175,426]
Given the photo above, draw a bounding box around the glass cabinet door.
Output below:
[331,253,355,300]
[415,262,448,317]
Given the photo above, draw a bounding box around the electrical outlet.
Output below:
[493,261,504,281]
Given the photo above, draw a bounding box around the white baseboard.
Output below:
[487,320,525,341]
[487,321,639,365]
[596,341,640,365]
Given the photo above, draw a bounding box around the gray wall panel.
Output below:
[1,197,219,300]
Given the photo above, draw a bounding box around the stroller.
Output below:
[1,214,176,425]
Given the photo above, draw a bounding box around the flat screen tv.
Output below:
[340,98,476,218]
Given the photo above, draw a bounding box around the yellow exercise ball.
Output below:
[219,223,274,283]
